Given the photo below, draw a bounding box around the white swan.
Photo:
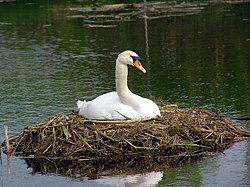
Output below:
[77,50,161,120]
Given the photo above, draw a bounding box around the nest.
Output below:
[3,105,250,162]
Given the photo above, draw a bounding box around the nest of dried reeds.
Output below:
[2,105,250,162]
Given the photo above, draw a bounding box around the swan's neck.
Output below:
[116,60,134,104]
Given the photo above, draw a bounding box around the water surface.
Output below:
[0,1,249,187]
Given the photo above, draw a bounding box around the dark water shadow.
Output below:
[22,155,204,180]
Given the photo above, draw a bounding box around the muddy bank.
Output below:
[68,0,250,27]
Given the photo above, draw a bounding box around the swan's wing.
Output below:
[113,104,140,119]
[137,97,161,118]
[78,92,138,120]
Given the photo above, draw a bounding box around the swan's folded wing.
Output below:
[111,105,139,120]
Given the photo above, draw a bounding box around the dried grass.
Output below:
[2,106,250,162]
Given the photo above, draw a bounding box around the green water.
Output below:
[0,1,249,187]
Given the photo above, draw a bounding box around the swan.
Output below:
[77,50,161,120]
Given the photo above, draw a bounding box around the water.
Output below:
[0,1,250,186]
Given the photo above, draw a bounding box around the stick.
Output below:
[52,127,56,155]
[4,126,11,176]
[87,126,115,142]
[4,126,11,155]
[123,138,156,150]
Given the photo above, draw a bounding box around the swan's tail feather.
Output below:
[77,100,86,109]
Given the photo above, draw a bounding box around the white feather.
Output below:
[77,50,161,120]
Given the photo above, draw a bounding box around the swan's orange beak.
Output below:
[133,60,146,73]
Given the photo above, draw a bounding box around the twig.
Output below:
[52,127,56,155]
[100,141,123,152]
[4,126,11,155]
[123,138,156,151]
[87,125,115,142]
[88,119,146,124]
[42,144,52,154]
[4,126,11,176]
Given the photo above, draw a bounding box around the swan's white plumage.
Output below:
[77,50,161,120]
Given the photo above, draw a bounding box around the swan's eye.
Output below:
[130,55,141,64]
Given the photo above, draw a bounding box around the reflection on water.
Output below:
[96,172,163,187]
[146,5,250,117]
[0,1,250,187]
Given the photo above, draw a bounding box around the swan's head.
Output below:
[117,50,146,73]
